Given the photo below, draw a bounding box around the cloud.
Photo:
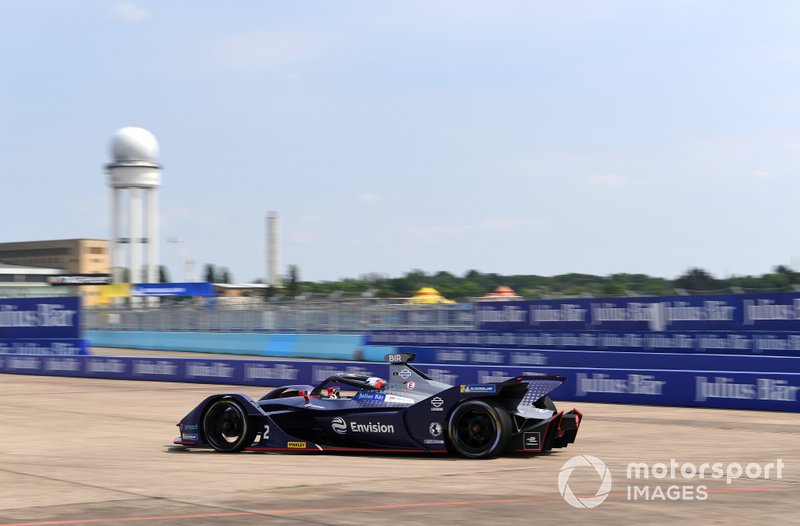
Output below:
[395,0,618,30]
[162,205,227,229]
[480,218,530,233]
[405,217,541,241]
[299,214,323,225]
[292,231,317,244]
[111,2,149,22]
[208,32,329,68]
[752,170,775,179]
[405,0,516,24]
[358,192,381,204]
[68,197,106,230]
[404,224,468,240]
[740,45,800,66]
[584,173,633,189]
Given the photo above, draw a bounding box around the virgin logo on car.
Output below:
[331,417,347,435]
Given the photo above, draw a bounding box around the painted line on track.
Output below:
[0,486,786,526]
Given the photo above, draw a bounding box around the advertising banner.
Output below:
[47,274,112,286]
[368,330,800,356]
[0,297,81,339]
[475,292,800,333]
[0,355,797,412]
[0,355,383,387]
[130,282,214,297]
[0,297,87,355]
[388,346,800,373]
[389,306,475,328]
[0,339,88,355]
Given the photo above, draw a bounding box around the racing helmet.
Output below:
[365,376,387,389]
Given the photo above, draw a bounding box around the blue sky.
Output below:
[2,1,799,283]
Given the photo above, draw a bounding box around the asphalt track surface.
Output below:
[1,362,798,525]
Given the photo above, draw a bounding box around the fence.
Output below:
[84,299,477,333]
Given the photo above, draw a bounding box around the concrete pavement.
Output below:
[0,374,797,525]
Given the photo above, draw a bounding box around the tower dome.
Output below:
[110,126,159,163]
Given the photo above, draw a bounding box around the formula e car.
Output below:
[175,353,581,458]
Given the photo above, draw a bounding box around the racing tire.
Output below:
[446,400,512,459]
[202,399,257,453]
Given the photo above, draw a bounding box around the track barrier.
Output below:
[1,354,797,412]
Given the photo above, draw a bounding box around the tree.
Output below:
[159,265,170,283]
[773,265,800,286]
[387,276,414,297]
[203,264,216,283]
[599,282,626,297]
[147,264,800,300]
[463,269,482,280]
[404,269,428,290]
[287,265,300,295]
[457,281,483,299]
[673,268,720,292]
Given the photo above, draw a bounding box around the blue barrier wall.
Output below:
[367,330,800,356]
[87,330,364,361]
[85,329,800,374]
[385,346,800,373]
[1,354,797,412]
[475,292,800,332]
[65,329,800,412]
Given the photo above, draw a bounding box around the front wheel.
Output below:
[202,399,257,453]
[447,400,511,459]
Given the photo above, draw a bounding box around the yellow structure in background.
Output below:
[98,283,131,305]
[407,287,456,304]
[478,285,524,301]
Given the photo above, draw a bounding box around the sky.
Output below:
[2,1,800,283]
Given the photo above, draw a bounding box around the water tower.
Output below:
[106,127,161,284]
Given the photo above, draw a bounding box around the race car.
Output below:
[174,353,581,458]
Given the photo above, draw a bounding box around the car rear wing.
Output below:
[502,375,566,409]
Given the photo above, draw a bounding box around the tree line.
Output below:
[250,265,800,301]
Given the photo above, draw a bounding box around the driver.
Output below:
[365,376,387,389]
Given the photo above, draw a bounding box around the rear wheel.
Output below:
[202,399,256,453]
[447,400,511,459]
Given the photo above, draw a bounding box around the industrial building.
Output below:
[0,239,110,305]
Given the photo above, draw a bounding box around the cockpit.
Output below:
[312,373,388,399]
[258,373,391,403]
